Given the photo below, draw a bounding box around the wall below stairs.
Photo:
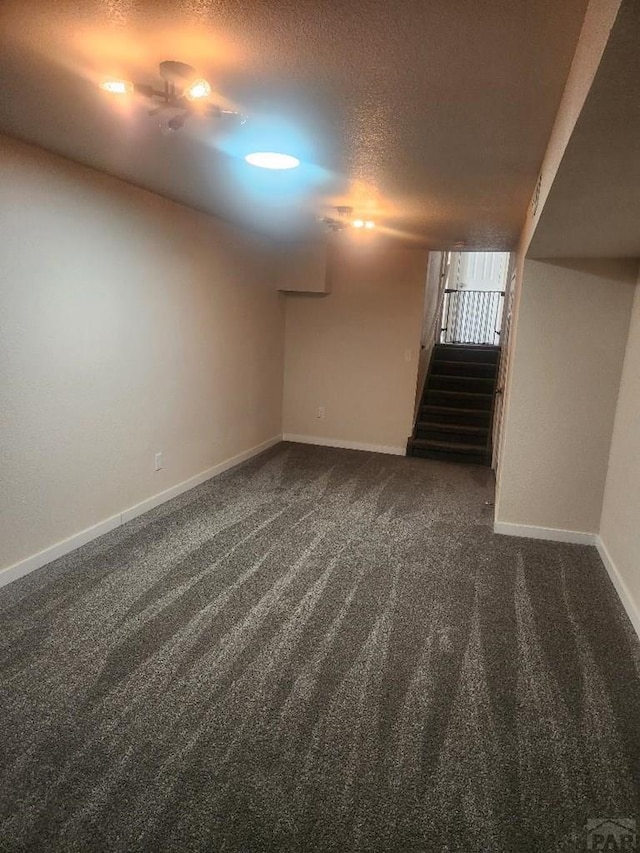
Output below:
[283,241,427,454]
[495,258,637,536]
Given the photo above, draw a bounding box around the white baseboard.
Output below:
[282,433,405,456]
[596,536,640,641]
[0,435,282,590]
[120,435,282,524]
[493,521,596,545]
[0,513,123,590]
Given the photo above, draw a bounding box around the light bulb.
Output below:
[245,152,301,170]
[101,79,133,95]
[365,220,375,229]
[185,78,212,101]
[352,219,365,229]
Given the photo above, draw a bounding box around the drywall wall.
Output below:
[495,257,637,535]
[0,135,284,574]
[599,274,640,626]
[282,240,428,453]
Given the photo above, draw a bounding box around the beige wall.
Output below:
[495,257,637,533]
[600,275,640,617]
[282,241,428,453]
[0,135,284,573]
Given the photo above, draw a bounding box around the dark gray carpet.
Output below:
[1,442,639,852]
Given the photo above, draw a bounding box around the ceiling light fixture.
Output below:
[99,61,243,131]
[185,78,212,101]
[321,208,377,232]
[101,79,133,95]
[245,152,301,170]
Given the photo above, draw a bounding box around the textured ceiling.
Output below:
[0,0,589,247]
[529,0,640,258]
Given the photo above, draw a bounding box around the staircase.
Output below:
[408,344,501,465]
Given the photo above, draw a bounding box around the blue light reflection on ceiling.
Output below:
[214,113,331,209]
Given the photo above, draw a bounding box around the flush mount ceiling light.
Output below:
[245,152,301,170]
[100,61,243,131]
[321,207,376,232]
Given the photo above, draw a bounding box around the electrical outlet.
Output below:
[154,452,163,471]
[317,406,325,419]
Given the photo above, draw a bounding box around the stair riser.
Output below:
[432,362,498,378]
[416,427,489,444]
[434,346,500,365]
[409,446,491,466]
[425,391,493,411]
[428,376,496,393]
[421,408,491,427]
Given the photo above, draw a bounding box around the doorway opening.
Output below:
[440,251,509,345]
[408,250,514,465]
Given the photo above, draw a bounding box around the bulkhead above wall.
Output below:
[275,242,332,294]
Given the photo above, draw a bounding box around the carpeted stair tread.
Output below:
[431,360,499,377]
[416,421,488,435]
[421,405,491,417]
[429,374,495,384]
[428,375,496,392]
[411,437,488,453]
[432,360,498,368]
[419,406,491,427]
[426,389,493,399]
[433,344,500,364]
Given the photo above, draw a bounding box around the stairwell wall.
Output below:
[494,257,637,536]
